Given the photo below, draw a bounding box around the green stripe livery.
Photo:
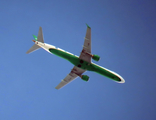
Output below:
[49,48,121,82]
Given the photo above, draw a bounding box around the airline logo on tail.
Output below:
[33,35,37,41]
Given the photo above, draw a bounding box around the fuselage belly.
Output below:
[49,48,122,82]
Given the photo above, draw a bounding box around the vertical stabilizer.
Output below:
[37,27,44,43]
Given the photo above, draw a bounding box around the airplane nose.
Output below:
[119,77,125,83]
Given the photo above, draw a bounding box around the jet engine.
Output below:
[82,50,100,61]
[92,54,100,61]
[81,75,89,81]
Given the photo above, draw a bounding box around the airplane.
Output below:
[26,24,125,89]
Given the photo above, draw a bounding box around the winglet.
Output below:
[86,23,91,29]
[33,35,37,41]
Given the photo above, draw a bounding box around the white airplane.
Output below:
[26,24,125,89]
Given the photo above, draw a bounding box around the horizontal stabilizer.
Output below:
[26,44,40,54]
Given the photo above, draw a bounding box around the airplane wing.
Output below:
[79,24,92,63]
[55,66,86,89]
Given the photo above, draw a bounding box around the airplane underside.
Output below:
[27,25,125,89]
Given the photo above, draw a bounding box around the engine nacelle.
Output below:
[92,54,100,61]
[81,75,89,82]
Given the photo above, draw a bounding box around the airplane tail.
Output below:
[26,27,44,54]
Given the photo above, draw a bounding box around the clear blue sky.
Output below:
[0,0,156,120]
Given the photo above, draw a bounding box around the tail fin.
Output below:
[26,27,44,54]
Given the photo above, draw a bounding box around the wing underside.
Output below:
[55,66,86,89]
[79,25,92,62]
